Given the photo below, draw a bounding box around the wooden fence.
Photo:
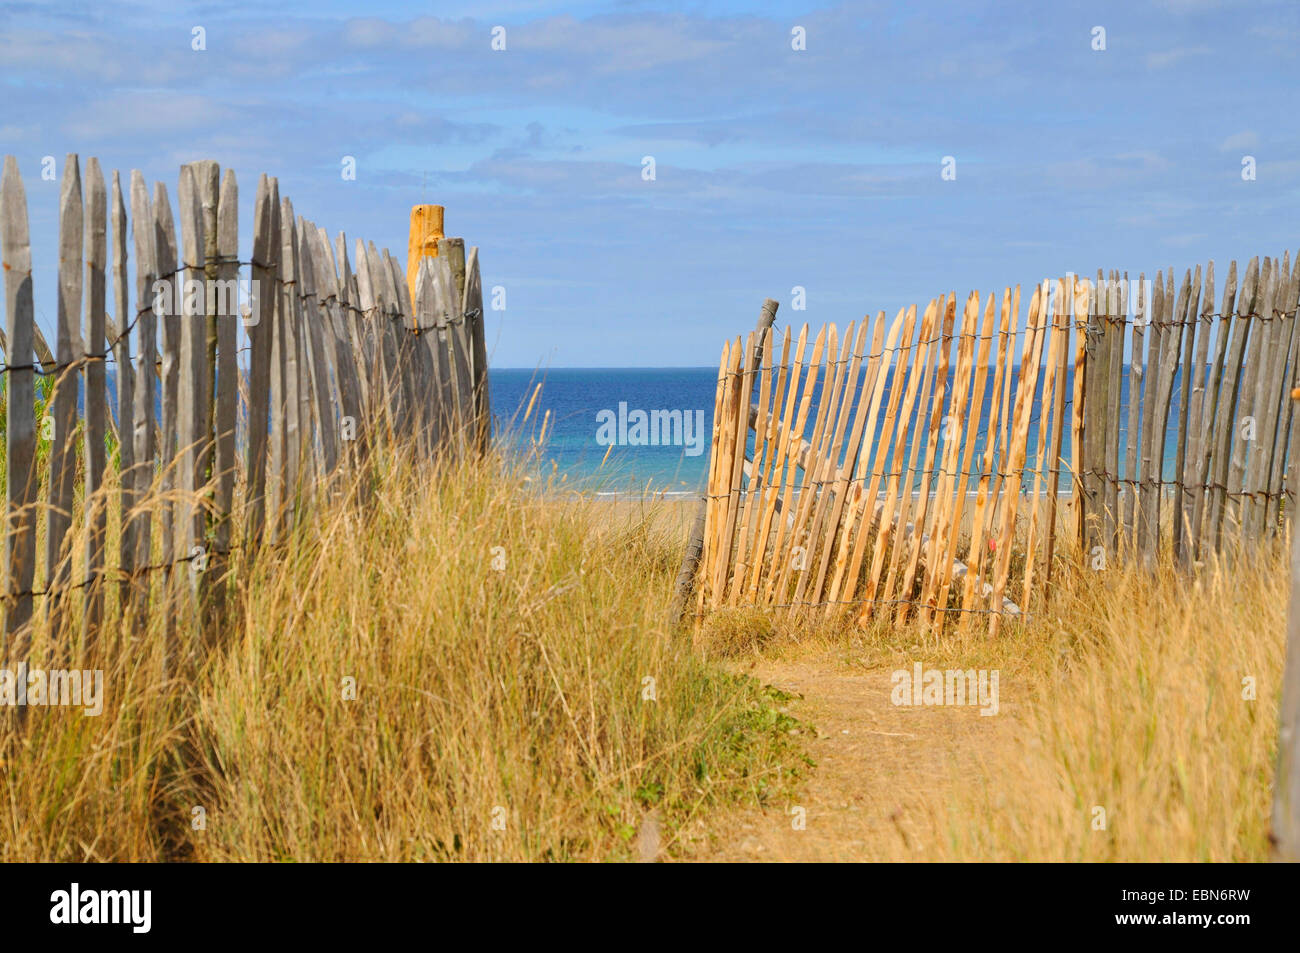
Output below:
[0,153,488,660]
[683,253,1300,636]
[1079,258,1300,568]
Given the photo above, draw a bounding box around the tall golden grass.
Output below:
[2,386,1287,862]
[928,552,1286,861]
[0,441,806,861]
[698,540,1287,861]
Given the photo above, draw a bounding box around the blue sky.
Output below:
[2,0,1298,367]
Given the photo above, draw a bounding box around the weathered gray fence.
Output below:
[0,153,489,659]
[1078,257,1300,567]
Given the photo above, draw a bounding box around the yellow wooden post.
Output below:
[407,204,444,303]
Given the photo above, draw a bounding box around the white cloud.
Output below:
[1145,45,1211,69]
[1220,131,1259,152]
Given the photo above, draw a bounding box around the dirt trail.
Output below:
[686,653,1014,862]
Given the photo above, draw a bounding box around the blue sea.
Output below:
[489,368,720,497]
[489,366,1201,499]
[68,365,1199,499]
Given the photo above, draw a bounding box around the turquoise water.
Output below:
[68,366,1191,498]
[489,368,719,496]
[489,366,1197,498]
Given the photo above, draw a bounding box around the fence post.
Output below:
[406,204,444,305]
[668,298,778,630]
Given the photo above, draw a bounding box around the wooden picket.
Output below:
[2,156,36,645]
[0,153,491,654]
[109,172,135,614]
[45,154,82,636]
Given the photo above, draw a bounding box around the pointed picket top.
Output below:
[152,179,179,280]
[178,167,204,274]
[267,179,282,260]
[354,237,375,312]
[57,153,86,360]
[462,246,480,316]
[386,249,414,324]
[1289,250,1300,310]
[415,254,434,322]
[249,174,275,326]
[129,172,154,298]
[365,241,387,313]
[251,174,273,260]
[218,168,238,265]
[380,247,401,313]
[278,198,296,284]
[31,323,56,371]
[85,158,107,271]
[311,224,340,301]
[296,216,316,299]
[336,232,352,308]
[1,155,34,335]
[109,168,130,340]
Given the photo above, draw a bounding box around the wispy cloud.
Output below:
[1220,130,1259,152]
[1145,45,1212,69]
[2,1,1297,366]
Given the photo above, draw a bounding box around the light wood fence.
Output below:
[683,254,1300,636]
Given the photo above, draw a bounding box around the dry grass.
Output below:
[696,541,1287,862]
[926,551,1286,861]
[2,404,1287,862]
[0,446,807,861]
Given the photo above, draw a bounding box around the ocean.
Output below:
[489,368,719,497]
[489,366,1198,499]
[64,365,1193,499]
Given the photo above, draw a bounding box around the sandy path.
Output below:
[685,653,1014,862]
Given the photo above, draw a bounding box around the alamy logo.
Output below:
[0,663,103,716]
[50,883,151,933]
[890,662,999,716]
[595,402,706,457]
[151,276,263,326]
